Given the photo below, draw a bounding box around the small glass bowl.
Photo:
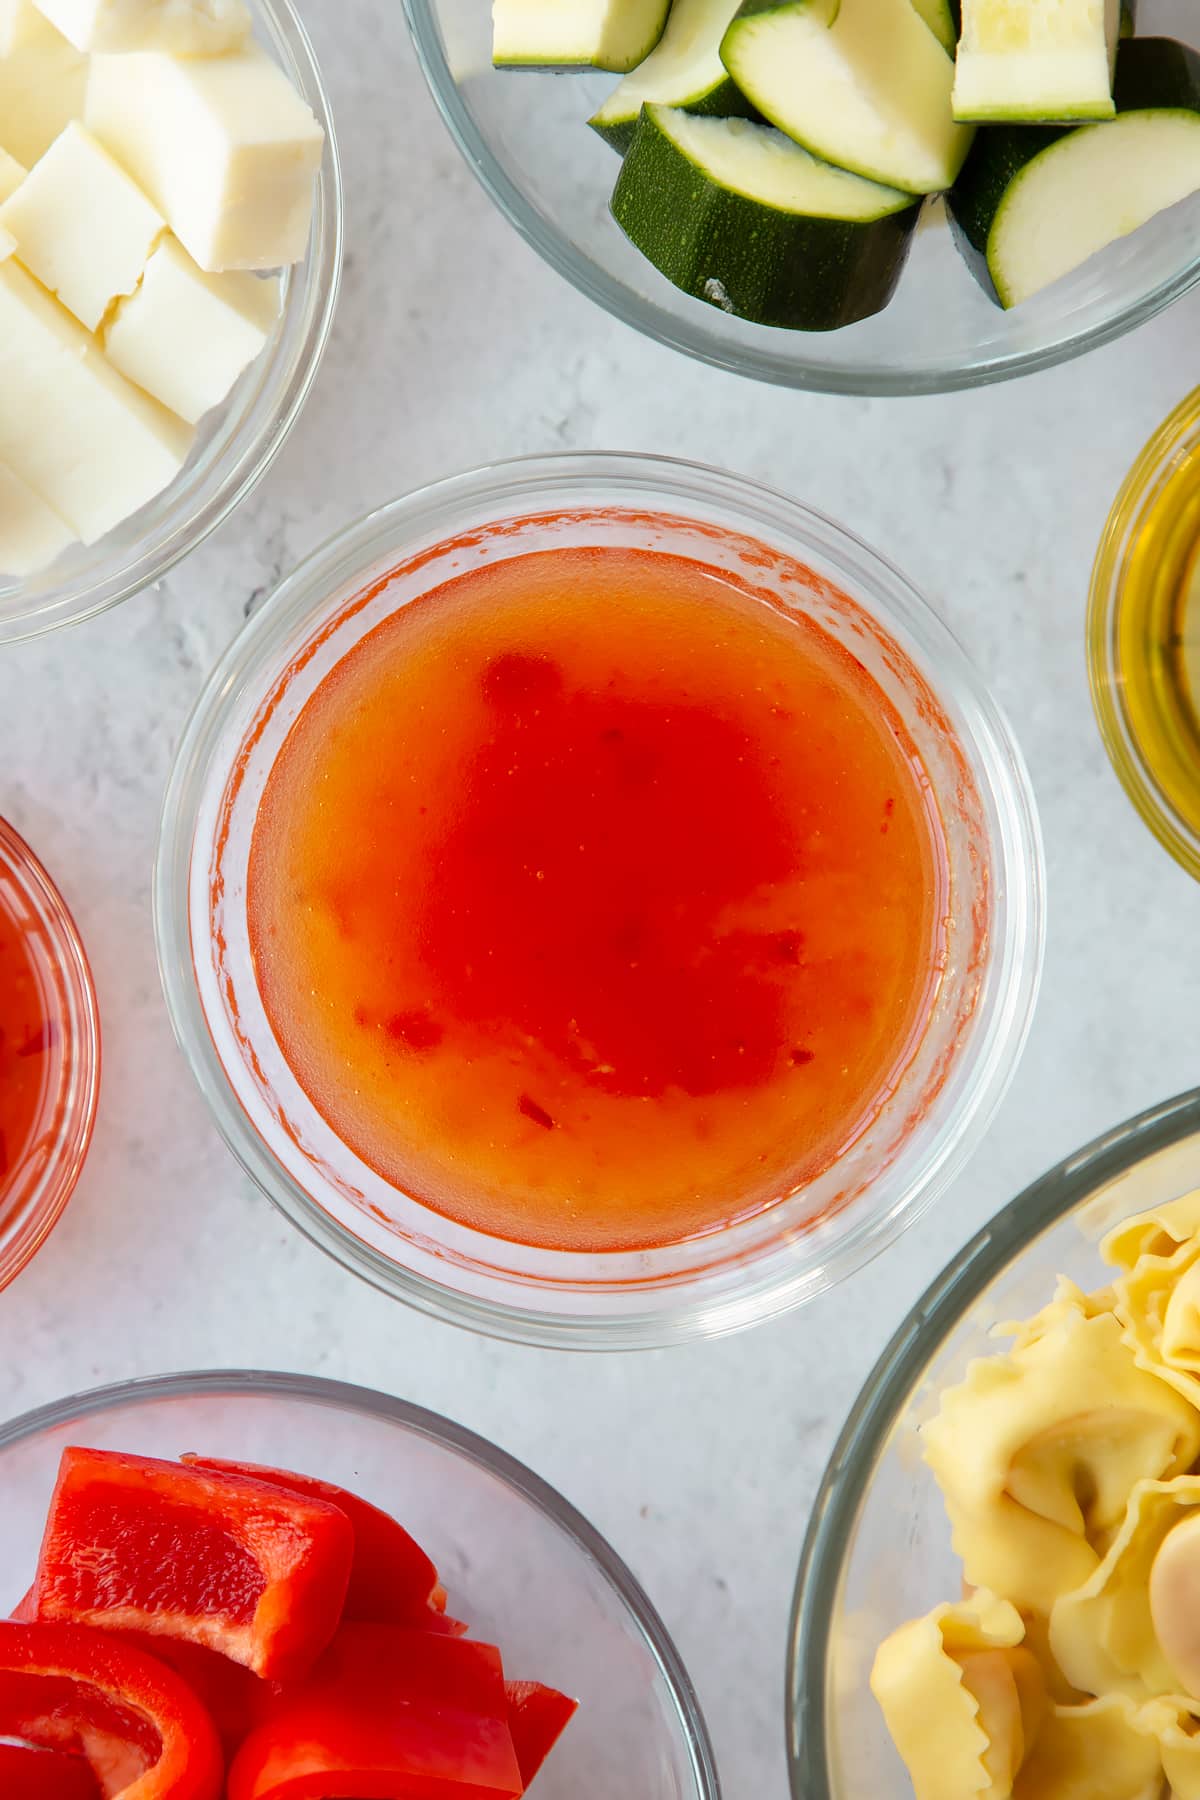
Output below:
[0,817,100,1290]
[787,1085,1200,1800]
[155,451,1045,1350]
[0,1369,721,1800]
[403,0,1200,395]
[0,0,342,645]
[1089,383,1200,881]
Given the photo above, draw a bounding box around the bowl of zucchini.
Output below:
[404,0,1200,394]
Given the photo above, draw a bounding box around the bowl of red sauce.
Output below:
[0,818,100,1289]
[155,453,1044,1347]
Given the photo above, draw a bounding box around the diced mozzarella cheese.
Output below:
[0,149,25,201]
[0,460,75,576]
[0,122,164,330]
[105,235,280,423]
[0,258,193,542]
[0,26,85,165]
[33,0,251,51]
[86,48,323,271]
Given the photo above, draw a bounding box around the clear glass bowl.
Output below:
[0,1369,721,1799]
[402,0,1200,395]
[1089,383,1200,882]
[0,816,100,1291]
[787,1085,1200,1800]
[0,0,342,645]
[154,451,1044,1349]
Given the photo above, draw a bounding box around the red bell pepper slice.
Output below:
[0,1742,101,1800]
[112,1635,270,1760]
[182,1457,441,1626]
[227,1624,523,1800]
[33,1449,353,1681]
[504,1682,577,1789]
[0,1620,222,1800]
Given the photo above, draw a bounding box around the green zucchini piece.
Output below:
[610,103,921,330]
[952,0,1120,123]
[492,0,670,72]
[910,0,959,57]
[589,0,755,153]
[719,0,973,196]
[947,36,1200,307]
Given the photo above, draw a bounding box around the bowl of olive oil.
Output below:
[1090,386,1200,879]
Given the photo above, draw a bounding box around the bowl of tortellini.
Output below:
[788,1085,1200,1800]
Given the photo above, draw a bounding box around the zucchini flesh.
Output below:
[719,0,973,196]
[589,0,755,153]
[948,38,1200,307]
[952,0,1120,123]
[610,104,921,330]
[492,0,670,72]
[910,0,959,56]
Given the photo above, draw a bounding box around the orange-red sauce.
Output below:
[0,890,53,1198]
[247,546,948,1252]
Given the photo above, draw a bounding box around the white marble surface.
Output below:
[3,4,1200,1794]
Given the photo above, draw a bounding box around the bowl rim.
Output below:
[785,1082,1200,1800]
[153,448,1045,1350]
[1088,382,1200,882]
[0,815,101,1293]
[0,0,344,646]
[0,1366,723,1800]
[400,0,1200,398]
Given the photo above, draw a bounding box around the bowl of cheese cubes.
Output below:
[406,0,1200,392]
[788,1084,1200,1799]
[0,0,340,642]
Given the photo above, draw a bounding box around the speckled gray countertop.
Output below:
[2,4,1200,1794]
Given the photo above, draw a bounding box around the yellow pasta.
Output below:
[1011,1696,1163,1800]
[922,1291,1200,1609]
[870,1592,1042,1800]
[1139,1696,1200,1800]
[1051,1478,1200,1701]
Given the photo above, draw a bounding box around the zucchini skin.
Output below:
[591,79,758,155]
[1114,36,1200,111]
[945,122,1068,297]
[947,36,1200,303]
[610,107,921,330]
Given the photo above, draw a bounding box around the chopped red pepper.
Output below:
[504,1681,577,1789]
[33,1449,353,1682]
[0,1620,222,1800]
[0,1741,100,1800]
[227,1624,524,1800]
[181,1457,441,1627]
[113,1634,270,1760]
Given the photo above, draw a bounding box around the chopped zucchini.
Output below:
[952,0,1120,123]
[947,36,1200,306]
[492,0,670,72]
[719,0,973,196]
[610,104,921,330]
[911,0,959,56]
[589,0,755,152]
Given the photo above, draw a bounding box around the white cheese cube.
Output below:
[34,0,251,53]
[0,29,85,165]
[0,460,75,576]
[0,222,14,258]
[0,122,164,330]
[1,0,56,52]
[0,259,193,542]
[0,149,25,201]
[86,48,323,272]
[104,235,279,424]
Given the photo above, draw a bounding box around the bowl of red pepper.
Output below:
[0,1369,721,1800]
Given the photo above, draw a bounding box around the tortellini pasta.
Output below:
[1105,1197,1200,1409]
[1012,1696,1164,1800]
[870,1592,1043,1800]
[872,1188,1200,1800]
[921,1287,1200,1609]
[1051,1478,1200,1701]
